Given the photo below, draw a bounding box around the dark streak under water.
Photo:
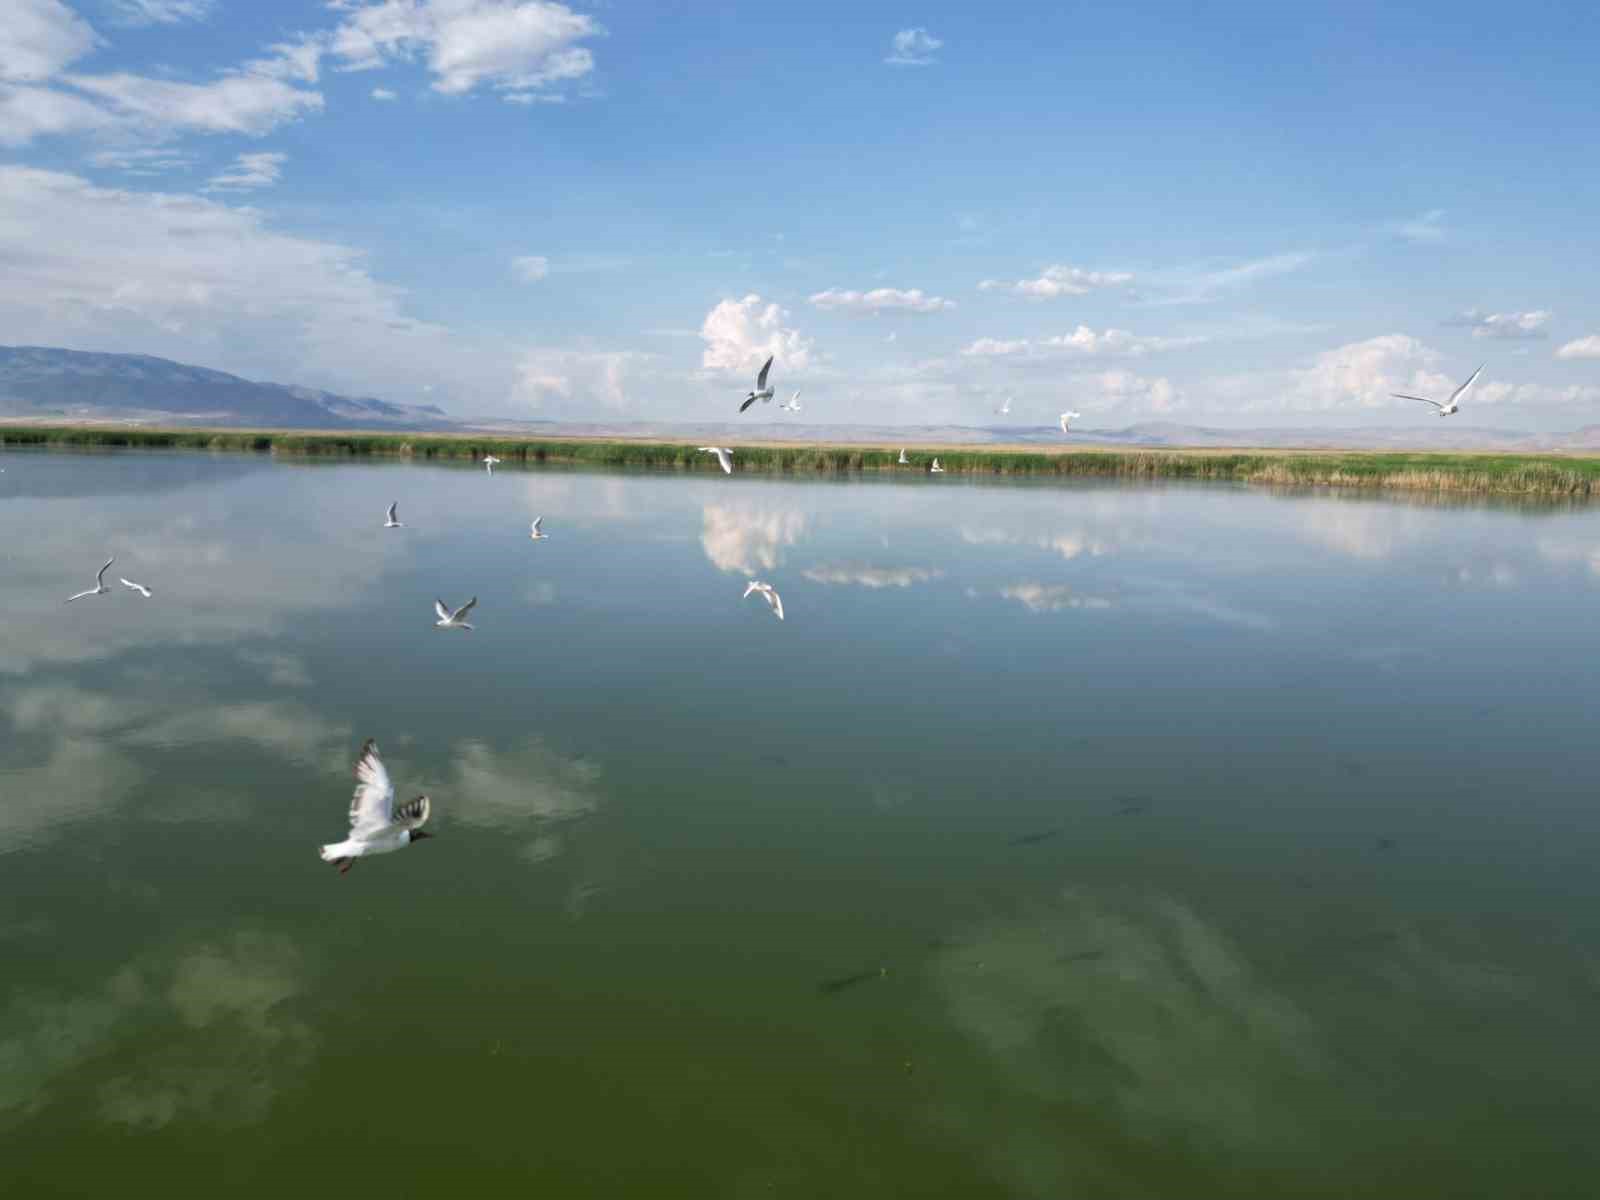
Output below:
[3,449,1600,1197]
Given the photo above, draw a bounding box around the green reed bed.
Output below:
[4,424,1599,496]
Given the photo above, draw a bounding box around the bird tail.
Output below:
[319,842,351,862]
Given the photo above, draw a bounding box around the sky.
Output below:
[2,0,1599,430]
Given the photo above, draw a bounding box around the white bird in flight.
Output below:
[699,446,734,474]
[66,557,114,603]
[739,356,775,413]
[780,390,802,412]
[318,739,432,875]
[1392,363,1484,418]
[483,455,501,473]
[434,596,478,631]
[744,580,784,621]
[1060,411,1082,433]
[119,577,152,598]
[996,396,1012,416]
[930,458,945,474]
[530,516,548,540]
[897,448,910,465]
[384,502,403,528]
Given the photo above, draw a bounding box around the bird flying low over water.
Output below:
[119,577,152,598]
[699,446,734,474]
[744,580,784,620]
[483,455,501,473]
[319,739,432,875]
[384,502,403,528]
[739,356,775,413]
[1060,411,1081,433]
[66,557,114,603]
[434,596,477,630]
[897,448,910,465]
[530,516,548,540]
[1392,364,1484,418]
[930,458,945,474]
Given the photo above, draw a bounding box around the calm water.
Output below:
[4,448,1600,1197]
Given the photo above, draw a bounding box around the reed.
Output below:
[4,425,1599,496]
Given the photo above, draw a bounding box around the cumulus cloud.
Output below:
[203,151,286,192]
[1090,368,1181,412]
[511,254,549,282]
[699,293,812,374]
[1,0,101,84]
[1288,334,1449,410]
[978,264,1133,299]
[109,0,215,25]
[1556,335,1600,360]
[962,325,1205,358]
[809,287,954,314]
[1448,309,1549,340]
[700,505,806,573]
[512,347,650,411]
[328,0,601,99]
[885,28,941,66]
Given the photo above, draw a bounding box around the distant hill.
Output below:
[0,345,452,429]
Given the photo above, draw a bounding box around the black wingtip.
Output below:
[739,396,756,413]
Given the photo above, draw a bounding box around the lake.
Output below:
[4,447,1600,1197]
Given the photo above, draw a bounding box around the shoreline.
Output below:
[3,422,1600,497]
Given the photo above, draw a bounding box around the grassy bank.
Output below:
[4,423,1600,497]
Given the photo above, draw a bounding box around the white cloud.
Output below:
[1091,368,1181,412]
[0,82,114,146]
[63,70,323,137]
[978,264,1133,298]
[1388,209,1446,242]
[1450,309,1549,340]
[511,254,549,282]
[699,293,812,374]
[962,325,1205,358]
[996,583,1112,613]
[328,0,601,98]
[203,151,286,192]
[802,564,943,588]
[809,287,954,314]
[1556,335,1600,360]
[700,505,806,573]
[1,0,101,84]
[370,86,397,100]
[885,28,941,66]
[1289,334,1448,410]
[86,145,193,173]
[109,0,214,25]
[512,348,651,411]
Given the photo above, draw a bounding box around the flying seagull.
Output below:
[434,596,478,631]
[699,446,734,474]
[739,356,775,413]
[66,557,114,603]
[530,516,548,540]
[780,390,802,412]
[930,458,945,474]
[119,577,152,598]
[1392,364,1484,418]
[318,739,432,875]
[897,448,910,465]
[996,396,1012,416]
[744,580,784,621]
[483,455,501,473]
[384,502,403,528]
[1060,411,1082,433]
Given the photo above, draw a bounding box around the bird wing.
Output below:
[756,355,773,390]
[118,578,148,595]
[96,557,114,587]
[532,516,543,534]
[392,794,430,831]
[716,449,732,473]
[1393,394,1444,409]
[435,599,451,621]
[769,590,784,620]
[451,596,478,622]
[1451,363,1485,405]
[65,588,96,603]
[349,739,395,834]
[743,581,760,598]
[387,502,398,522]
[739,395,757,413]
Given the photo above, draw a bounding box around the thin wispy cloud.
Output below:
[809,287,954,314]
[203,151,286,192]
[885,28,941,66]
[109,0,215,25]
[961,325,1206,358]
[512,254,549,282]
[1387,209,1447,242]
[1447,309,1549,340]
[369,86,397,101]
[1556,335,1600,360]
[978,265,1133,299]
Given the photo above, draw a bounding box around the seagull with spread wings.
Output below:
[66,557,114,603]
[530,516,549,540]
[1392,364,1484,418]
[699,446,734,474]
[318,739,433,875]
[384,502,403,528]
[739,356,775,413]
[434,596,477,631]
[1060,411,1082,433]
[744,580,784,621]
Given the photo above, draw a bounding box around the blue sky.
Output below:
[3,0,1599,428]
